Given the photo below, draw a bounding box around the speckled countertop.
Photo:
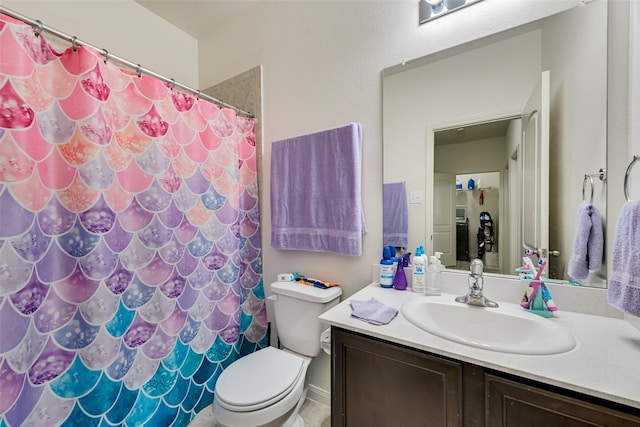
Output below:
[319,282,640,410]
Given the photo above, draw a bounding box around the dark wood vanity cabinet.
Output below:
[331,327,640,427]
[331,327,480,427]
[485,375,640,427]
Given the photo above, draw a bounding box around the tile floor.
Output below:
[187,398,331,427]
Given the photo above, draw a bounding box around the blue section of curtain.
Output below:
[0,13,266,426]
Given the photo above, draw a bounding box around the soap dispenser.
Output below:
[425,252,444,296]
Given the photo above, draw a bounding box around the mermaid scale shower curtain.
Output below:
[0,14,267,426]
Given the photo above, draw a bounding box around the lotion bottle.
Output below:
[412,246,426,293]
[380,247,394,288]
[425,252,444,296]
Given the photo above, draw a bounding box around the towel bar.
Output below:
[582,168,606,204]
[624,156,639,201]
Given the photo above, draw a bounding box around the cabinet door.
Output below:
[332,327,463,427]
[486,374,640,427]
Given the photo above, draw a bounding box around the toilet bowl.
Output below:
[212,280,342,427]
[213,347,310,427]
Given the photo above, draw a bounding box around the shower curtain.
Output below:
[0,14,267,426]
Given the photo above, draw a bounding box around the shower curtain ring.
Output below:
[71,36,78,52]
[195,90,201,100]
[34,20,43,37]
[102,49,109,64]
[169,78,176,90]
[136,64,142,78]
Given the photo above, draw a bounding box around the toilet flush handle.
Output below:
[268,294,278,301]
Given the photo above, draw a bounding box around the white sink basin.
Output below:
[401,297,576,355]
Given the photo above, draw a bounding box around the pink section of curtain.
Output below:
[0,13,266,426]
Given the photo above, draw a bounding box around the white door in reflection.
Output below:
[433,173,456,266]
[522,70,550,270]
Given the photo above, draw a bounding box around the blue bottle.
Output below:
[380,247,394,288]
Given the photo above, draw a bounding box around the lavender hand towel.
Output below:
[608,200,640,316]
[587,203,604,271]
[350,297,398,325]
[568,202,604,280]
[270,123,367,256]
[383,182,408,247]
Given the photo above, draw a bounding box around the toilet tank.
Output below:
[270,281,342,357]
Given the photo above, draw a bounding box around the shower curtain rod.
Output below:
[0,6,255,118]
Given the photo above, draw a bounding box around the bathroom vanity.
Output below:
[320,283,640,427]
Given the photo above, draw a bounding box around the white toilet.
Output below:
[212,281,342,427]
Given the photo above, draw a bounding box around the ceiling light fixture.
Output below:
[419,0,483,25]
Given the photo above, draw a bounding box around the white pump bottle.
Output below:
[412,246,426,293]
[425,252,444,296]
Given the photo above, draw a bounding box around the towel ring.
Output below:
[582,174,594,204]
[624,155,639,201]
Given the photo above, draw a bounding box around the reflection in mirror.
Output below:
[383,1,607,287]
[433,118,519,275]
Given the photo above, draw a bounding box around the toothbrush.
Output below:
[532,259,547,281]
[523,257,538,274]
[292,272,339,289]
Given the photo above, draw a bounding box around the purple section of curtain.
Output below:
[0,13,266,426]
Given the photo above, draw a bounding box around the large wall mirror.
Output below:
[383,1,608,287]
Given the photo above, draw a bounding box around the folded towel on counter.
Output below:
[383,182,408,248]
[350,297,398,325]
[270,123,367,256]
[608,200,640,316]
[568,201,604,280]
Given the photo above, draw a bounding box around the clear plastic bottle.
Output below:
[425,252,444,296]
[412,246,426,293]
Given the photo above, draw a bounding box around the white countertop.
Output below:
[319,283,640,410]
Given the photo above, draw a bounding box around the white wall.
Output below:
[197,0,586,400]
[1,0,199,86]
[543,0,607,284]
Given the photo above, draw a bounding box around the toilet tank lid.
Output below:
[270,281,342,303]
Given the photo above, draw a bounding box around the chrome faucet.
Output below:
[455,259,499,308]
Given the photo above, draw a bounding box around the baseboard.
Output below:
[306,384,330,407]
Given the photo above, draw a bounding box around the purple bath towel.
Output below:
[383,182,408,247]
[350,297,398,325]
[568,201,604,280]
[270,123,367,256]
[608,200,640,316]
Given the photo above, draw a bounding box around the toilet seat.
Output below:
[215,347,304,412]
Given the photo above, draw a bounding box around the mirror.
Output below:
[383,1,608,287]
